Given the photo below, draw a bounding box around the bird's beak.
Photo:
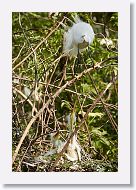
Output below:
[82,35,86,42]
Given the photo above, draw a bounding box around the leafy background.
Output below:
[12,12,118,172]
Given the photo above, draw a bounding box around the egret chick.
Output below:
[63,16,94,58]
[65,134,81,162]
[65,112,81,162]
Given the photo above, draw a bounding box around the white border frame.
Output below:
[0,0,130,184]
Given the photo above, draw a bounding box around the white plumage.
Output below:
[63,17,94,57]
[65,134,81,162]
[65,113,81,161]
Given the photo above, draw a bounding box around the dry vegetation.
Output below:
[12,12,118,172]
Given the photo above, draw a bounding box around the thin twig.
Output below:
[49,75,117,171]
[13,17,65,71]
[12,42,26,64]
[84,64,118,131]
[74,84,92,147]
[13,87,38,113]
[12,57,117,165]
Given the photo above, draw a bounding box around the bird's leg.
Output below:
[58,56,68,87]
[74,44,81,74]
[71,61,75,77]
[77,44,80,65]
[88,46,94,68]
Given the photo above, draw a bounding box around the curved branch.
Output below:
[12,56,118,165]
[13,17,65,71]
[49,75,117,171]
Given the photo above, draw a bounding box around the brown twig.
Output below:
[84,65,118,132]
[49,75,117,171]
[13,17,65,71]
[13,87,38,113]
[74,84,92,148]
[12,57,117,165]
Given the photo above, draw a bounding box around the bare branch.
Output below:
[12,56,117,165]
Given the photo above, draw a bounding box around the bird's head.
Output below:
[78,34,90,49]
[72,22,94,49]
[63,17,94,57]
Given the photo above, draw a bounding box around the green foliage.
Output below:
[12,12,118,172]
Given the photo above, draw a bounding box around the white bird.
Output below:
[65,112,81,162]
[65,134,81,162]
[63,16,94,58]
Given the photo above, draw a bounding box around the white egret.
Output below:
[65,112,81,162]
[63,16,95,58]
[65,134,81,162]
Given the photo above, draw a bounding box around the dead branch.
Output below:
[13,17,66,71]
[12,57,117,165]
[49,75,117,171]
